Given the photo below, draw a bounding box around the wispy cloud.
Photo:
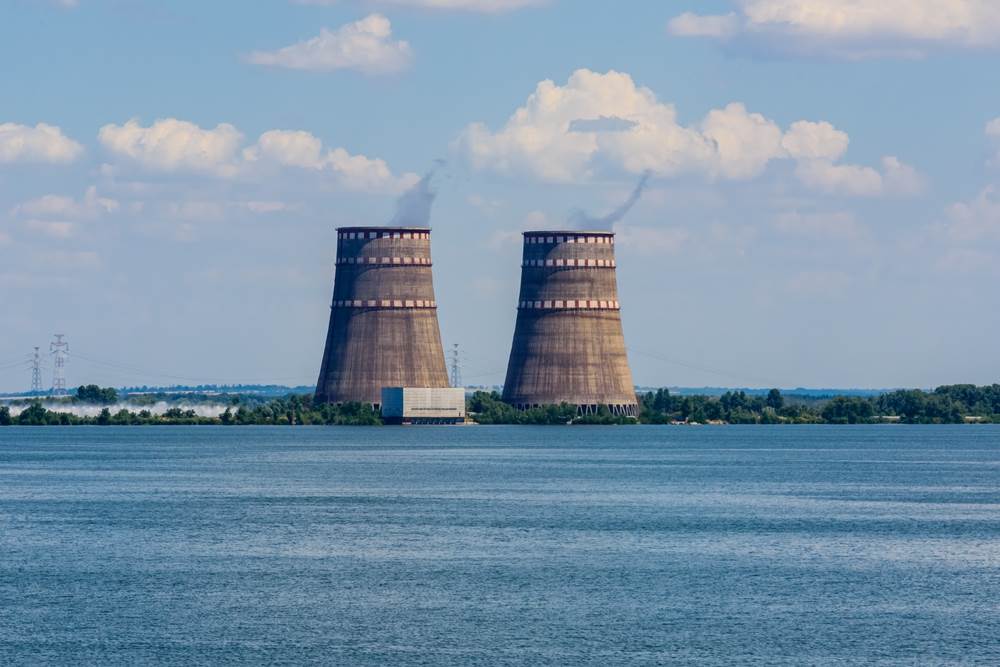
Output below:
[246,14,412,74]
[293,0,546,12]
[668,0,1000,60]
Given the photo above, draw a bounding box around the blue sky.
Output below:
[2,0,1000,391]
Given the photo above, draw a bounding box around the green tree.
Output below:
[17,403,51,425]
[766,388,784,411]
[759,407,781,424]
[76,385,118,404]
[111,409,133,425]
[0,406,11,426]
[822,397,874,424]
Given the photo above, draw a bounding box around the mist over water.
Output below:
[568,170,651,229]
[4,402,229,418]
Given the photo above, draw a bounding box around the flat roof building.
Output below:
[380,387,467,425]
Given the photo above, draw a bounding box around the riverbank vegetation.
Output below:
[0,393,380,426]
[637,385,1000,424]
[1,385,998,426]
[467,392,634,425]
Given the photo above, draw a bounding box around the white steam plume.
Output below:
[389,159,445,227]
[568,171,652,229]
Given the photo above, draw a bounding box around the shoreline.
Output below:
[2,384,998,426]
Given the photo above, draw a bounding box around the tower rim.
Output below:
[523,229,615,237]
[337,225,431,233]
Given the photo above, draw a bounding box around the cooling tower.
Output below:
[502,230,638,417]
[315,226,450,406]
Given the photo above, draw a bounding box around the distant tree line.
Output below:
[0,394,380,426]
[468,391,634,425]
[219,396,381,426]
[75,385,119,404]
[2,384,998,426]
[638,385,1000,424]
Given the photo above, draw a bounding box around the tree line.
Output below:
[1,384,998,426]
[0,395,380,426]
[637,385,1000,424]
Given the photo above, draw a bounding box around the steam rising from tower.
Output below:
[315,167,451,405]
[568,171,651,229]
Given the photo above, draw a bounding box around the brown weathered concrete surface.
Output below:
[502,231,638,416]
[315,227,449,406]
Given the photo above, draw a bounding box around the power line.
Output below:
[626,346,781,388]
[0,358,31,372]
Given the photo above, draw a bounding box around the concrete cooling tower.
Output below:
[502,230,638,417]
[315,226,450,406]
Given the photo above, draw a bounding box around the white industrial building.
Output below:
[380,387,467,424]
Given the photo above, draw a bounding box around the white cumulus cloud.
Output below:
[699,103,785,179]
[0,122,83,164]
[98,118,244,175]
[244,129,325,168]
[455,68,919,196]
[794,161,883,197]
[246,14,412,74]
[243,129,417,192]
[668,0,1000,59]
[781,121,849,161]
[98,119,413,192]
[795,156,924,197]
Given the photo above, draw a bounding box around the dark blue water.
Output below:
[1,426,998,665]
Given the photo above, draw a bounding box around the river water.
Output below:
[1,425,998,665]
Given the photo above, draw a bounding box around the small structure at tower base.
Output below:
[380,387,466,424]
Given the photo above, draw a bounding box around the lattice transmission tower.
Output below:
[30,347,43,394]
[50,334,69,396]
[449,343,462,388]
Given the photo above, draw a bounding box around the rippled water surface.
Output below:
[1,425,999,665]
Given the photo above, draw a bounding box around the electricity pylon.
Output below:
[50,334,69,396]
